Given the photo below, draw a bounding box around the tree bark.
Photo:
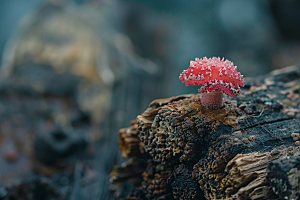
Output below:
[111,64,300,200]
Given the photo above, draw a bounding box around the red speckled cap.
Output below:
[179,57,245,98]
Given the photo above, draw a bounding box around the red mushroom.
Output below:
[179,57,245,109]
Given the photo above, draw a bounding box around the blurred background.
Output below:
[0,0,299,199]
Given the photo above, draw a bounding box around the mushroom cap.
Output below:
[179,57,245,98]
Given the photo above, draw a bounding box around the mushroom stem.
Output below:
[201,90,223,109]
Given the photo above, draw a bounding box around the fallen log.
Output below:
[111,64,300,200]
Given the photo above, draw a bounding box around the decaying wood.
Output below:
[111,64,300,200]
[117,120,147,159]
[267,155,300,200]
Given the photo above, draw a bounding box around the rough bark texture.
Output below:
[111,64,300,200]
[267,155,300,200]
